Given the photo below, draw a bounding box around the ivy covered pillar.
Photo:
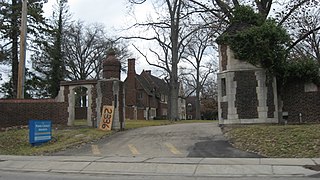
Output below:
[217,44,279,125]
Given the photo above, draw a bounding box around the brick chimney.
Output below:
[103,49,121,80]
[128,58,136,75]
[126,58,136,106]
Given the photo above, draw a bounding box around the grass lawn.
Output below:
[125,119,214,129]
[0,119,214,156]
[0,126,114,155]
[224,124,320,158]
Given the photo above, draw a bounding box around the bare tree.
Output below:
[180,27,218,120]
[128,0,205,120]
[127,0,320,120]
[63,21,130,81]
[288,8,320,63]
[189,0,320,52]
[201,76,218,119]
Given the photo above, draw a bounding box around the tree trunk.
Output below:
[170,27,179,121]
[195,88,201,120]
[195,64,201,120]
[11,0,19,98]
[169,77,179,120]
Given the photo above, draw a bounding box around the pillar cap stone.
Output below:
[103,49,120,67]
[103,49,121,79]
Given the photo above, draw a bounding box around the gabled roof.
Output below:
[136,70,169,97]
[136,75,153,96]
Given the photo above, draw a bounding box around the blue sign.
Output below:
[29,120,52,146]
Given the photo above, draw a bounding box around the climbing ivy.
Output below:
[217,5,319,84]
[284,58,320,84]
[217,6,290,77]
[230,5,264,26]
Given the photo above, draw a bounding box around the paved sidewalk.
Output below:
[0,156,319,177]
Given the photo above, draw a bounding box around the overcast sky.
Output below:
[1,0,152,94]
[0,0,154,90]
[43,0,155,77]
[44,0,131,31]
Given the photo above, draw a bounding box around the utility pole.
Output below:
[17,0,28,99]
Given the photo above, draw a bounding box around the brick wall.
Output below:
[158,102,168,117]
[220,102,228,120]
[100,81,115,108]
[137,108,145,120]
[234,71,259,119]
[136,90,148,107]
[0,99,68,128]
[149,96,158,109]
[220,44,228,71]
[125,107,134,120]
[282,82,320,123]
[75,107,87,119]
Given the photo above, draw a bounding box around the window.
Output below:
[162,109,167,116]
[221,78,226,97]
[138,92,143,99]
[150,109,156,118]
[304,82,318,92]
[161,94,168,103]
[187,103,192,112]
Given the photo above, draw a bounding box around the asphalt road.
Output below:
[54,122,261,158]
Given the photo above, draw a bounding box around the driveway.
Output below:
[53,122,262,158]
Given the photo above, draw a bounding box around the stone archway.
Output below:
[68,85,94,126]
[74,86,88,125]
[61,81,96,127]
[57,51,125,130]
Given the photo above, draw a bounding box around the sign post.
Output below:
[29,120,52,146]
[99,105,114,131]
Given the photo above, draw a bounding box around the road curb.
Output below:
[0,156,319,177]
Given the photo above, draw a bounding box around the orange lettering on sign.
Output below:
[99,105,114,131]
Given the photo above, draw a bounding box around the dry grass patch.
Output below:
[0,126,113,155]
[224,124,320,158]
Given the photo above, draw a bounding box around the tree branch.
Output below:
[278,0,309,26]
[131,44,169,73]
[288,25,320,51]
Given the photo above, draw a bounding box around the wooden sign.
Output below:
[99,105,114,131]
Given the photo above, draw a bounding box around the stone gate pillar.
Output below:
[217,44,279,124]
[96,50,125,130]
